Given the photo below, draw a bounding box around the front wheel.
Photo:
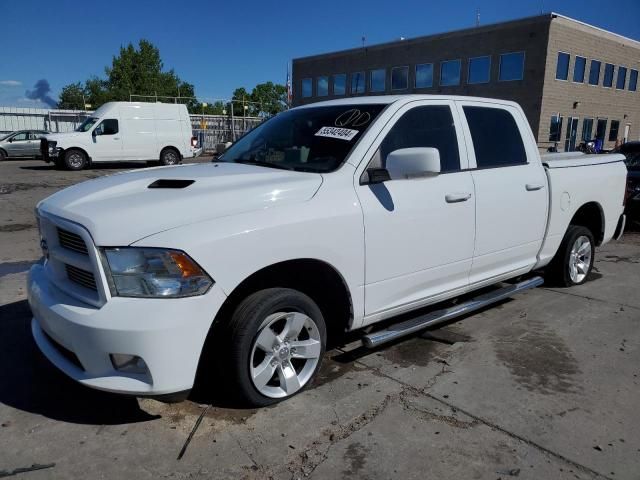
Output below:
[0,149,6,161]
[64,149,87,170]
[223,288,326,406]
[547,225,595,287]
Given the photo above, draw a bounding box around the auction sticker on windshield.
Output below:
[315,126,359,141]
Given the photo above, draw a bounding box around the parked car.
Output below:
[0,129,50,160]
[613,141,640,220]
[27,95,627,406]
[40,102,202,170]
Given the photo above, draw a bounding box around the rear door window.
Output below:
[463,106,527,168]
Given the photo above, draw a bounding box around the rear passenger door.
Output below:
[357,100,476,322]
[456,101,548,285]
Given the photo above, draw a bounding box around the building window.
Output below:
[573,56,586,83]
[464,106,527,167]
[595,118,607,141]
[582,118,594,141]
[391,66,409,90]
[370,69,386,92]
[556,52,570,80]
[415,63,433,88]
[302,78,312,98]
[351,72,365,94]
[630,69,638,92]
[609,120,620,141]
[333,74,346,96]
[316,76,328,97]
[440,60,461,86]
[589,60,601,85]
[603,63,614,87]
[499,52,525,81]
[549,114,563,142]
[616,67,627,90]
[468,56,491,84]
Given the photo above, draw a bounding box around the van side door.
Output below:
[456,101,548,285]
[356,100,475,324]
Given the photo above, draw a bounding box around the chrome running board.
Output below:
[362,276,544,348]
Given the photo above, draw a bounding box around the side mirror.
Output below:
[92,129,99,137]
[385,147,441,180]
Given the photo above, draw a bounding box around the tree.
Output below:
[250,82,287,117]
[58,82,86,110]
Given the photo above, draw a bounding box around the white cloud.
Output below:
[0,80,22,86]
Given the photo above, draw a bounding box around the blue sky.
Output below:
[1,0,639,107]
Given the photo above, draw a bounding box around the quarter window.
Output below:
[302,78,312,98]
[351,72,365,94]
[415,63,433,88]
[573,56,586,83]
[609,120,620,142]
[588,60,601,85]
[370,69,386,92]
[333,74,346,95]
[499,52,525,81]
[316,76,328,97]
[391,66,409,90]
[379,105,461,172]
[556,52,570,80]
[549,114,563,142]
[468,56,491,84]
[464,106,527,167]
[616,67,627,90]
[630,70,638,92]
[440,60,461,86]
[603,63,614,87]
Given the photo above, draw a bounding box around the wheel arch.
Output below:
[213,258,354,345]
[569,201,605,246]
[0,147,7,158]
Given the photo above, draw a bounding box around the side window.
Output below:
[95,119,119,136]
[463,106,527,168]
[379,105,461,173]
[13,132,28,141]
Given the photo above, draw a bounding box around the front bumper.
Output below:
[27,263,227,395]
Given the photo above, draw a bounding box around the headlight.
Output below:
[100,247,213,298]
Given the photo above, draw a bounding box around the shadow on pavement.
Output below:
[0,300,160,425]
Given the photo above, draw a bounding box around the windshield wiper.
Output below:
[235,159,293,171]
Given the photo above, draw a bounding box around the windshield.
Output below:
[0,132,10,141]
[219,104,386,173]
[76,117,99,132]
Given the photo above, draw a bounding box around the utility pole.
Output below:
[476,8,480,27]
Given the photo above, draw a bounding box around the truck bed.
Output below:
[541,151,626,168]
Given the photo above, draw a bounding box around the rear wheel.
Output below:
[547,225,595,287]
[64,149,87,170]
[221,288,326,406]
[160,148,180,166]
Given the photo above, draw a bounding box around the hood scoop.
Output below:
[148,179,195,189]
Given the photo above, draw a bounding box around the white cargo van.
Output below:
[40,102,202,170]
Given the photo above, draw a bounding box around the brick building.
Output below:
[292,13,640,152]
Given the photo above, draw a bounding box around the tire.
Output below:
[160,148,180,166]
[0,149,6,161]
[64,149,87,170]
[546,225,595,287]
[221,288,327,407]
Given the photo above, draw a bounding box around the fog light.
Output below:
[110,354,148,374]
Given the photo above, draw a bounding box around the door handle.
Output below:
[445,193,472,203]
[113,137,120,140]
[526,183,545,191]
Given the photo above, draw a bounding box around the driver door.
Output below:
[91,119,123,161]
[355,100,475,324]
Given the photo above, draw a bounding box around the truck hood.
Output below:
[45,131,85,141]
[38,162,323,245]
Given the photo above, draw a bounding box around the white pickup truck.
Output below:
[27,95,627,406]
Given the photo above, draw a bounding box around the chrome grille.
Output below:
[65,264,97,291]
[58,228,88,255]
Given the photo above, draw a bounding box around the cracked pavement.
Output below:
[1,159,639,479]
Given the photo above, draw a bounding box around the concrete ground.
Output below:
[0,158,638,480]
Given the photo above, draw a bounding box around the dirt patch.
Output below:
[492,318,581,395]
[0,223,34,232]
[0,183,38,194]
[601,254,640,264]
[342,442,369,476]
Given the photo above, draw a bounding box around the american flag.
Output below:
[286,63,292,108]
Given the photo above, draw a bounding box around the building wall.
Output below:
[292,16,551,136]
[539,16,640,151]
